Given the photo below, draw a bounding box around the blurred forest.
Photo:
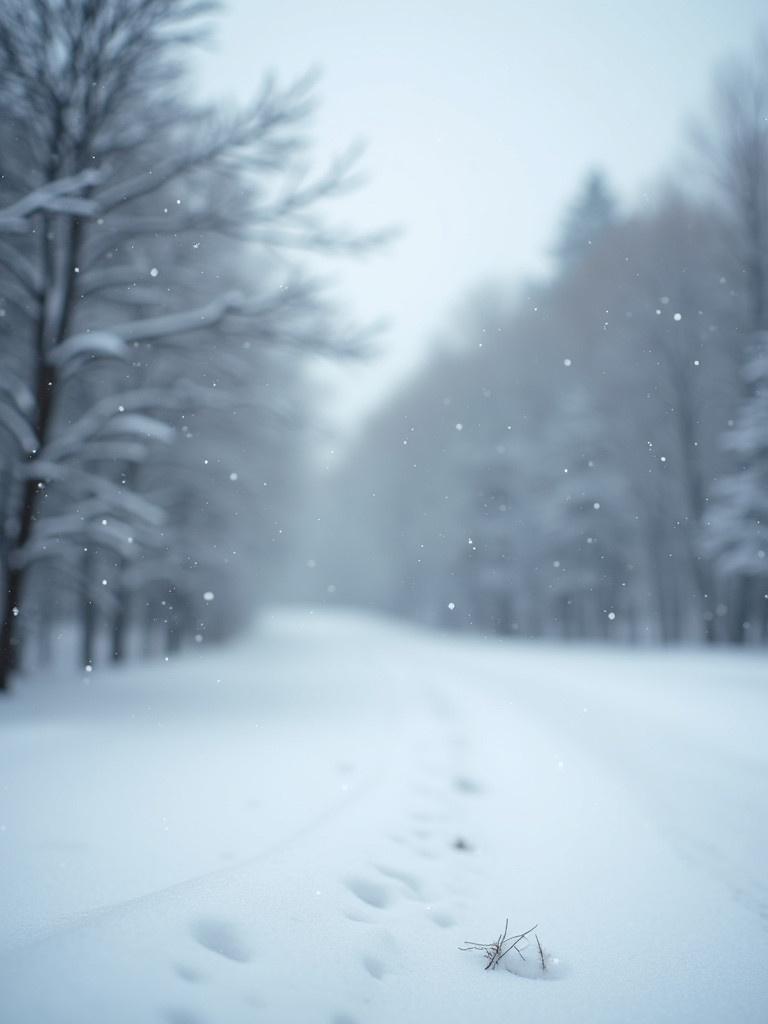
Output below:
[318,38,768,646]
[0,0,373,691]
[2,3,768,702]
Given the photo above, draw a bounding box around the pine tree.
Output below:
[703,332,768,634]
[555,170,617,266]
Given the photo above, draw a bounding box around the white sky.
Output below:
[195,0,767,436]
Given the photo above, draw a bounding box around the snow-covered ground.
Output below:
[1,608,767,1023]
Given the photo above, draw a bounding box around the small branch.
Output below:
[460,920,539,971]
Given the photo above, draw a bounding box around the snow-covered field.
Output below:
[1,608,767,1023]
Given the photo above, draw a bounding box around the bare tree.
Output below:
[0,0,377,689]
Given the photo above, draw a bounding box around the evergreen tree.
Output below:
[704,333,768,602]
[555,170,617,266]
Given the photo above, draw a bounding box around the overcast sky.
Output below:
[196,1,767,435]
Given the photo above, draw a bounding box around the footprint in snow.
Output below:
[344,876,394,909]
[173,963,206,984]
[428,908,456,929]
[361,954,387,980]
[163,1009,207,1024]
[375,864,424,898]
[453,775,484,795]
[191,917,253,963]
[360,927,400,981]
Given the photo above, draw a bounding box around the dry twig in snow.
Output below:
[459,920,538,971]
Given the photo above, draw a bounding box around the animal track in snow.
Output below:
[173,962,205,984]
[361,954,387,980]
[163,1008,207,1024]
[428,908,456,929]
[344,909,372,924]
[344,876,394,909]
[453,775,484,795]
[190,917,253,963]
[375,864,424,898]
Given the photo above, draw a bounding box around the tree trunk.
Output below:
[563,596,574,639]
[111,590,128,663]
[0,566,23,689]
[685,549,716,643]
[142,590,158,658]
[494,591,513,636]
[81,548,97,671]
[0,194,87,690]
[37,578,54,667]
[726,575,750,644]
[167,612,183,654]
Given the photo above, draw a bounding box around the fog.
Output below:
[197,0,768,428]
[1,3,767,1022]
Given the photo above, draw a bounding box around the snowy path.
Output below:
[1,609,766,1023]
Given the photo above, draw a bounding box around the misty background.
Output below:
[194,0,768,430]
[2,0,768,693]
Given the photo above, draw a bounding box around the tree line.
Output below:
[325,37,768,645]
[0,0,374,690]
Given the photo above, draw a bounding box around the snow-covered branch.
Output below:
[27,460,164,521]
[38,391,179,465]
[0,169,102,233]
[0,401,38,455]
[0,239,41,295]
[48,294,243,371]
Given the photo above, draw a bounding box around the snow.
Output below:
[0,169,101,233]
[1,609,766,1023]
[0,399,38,454]
[47,330,132,368]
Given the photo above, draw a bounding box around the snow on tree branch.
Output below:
[0,169,102,233]
[0,401,38,455]
[48,294,244,372]
[25,461,165,526]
